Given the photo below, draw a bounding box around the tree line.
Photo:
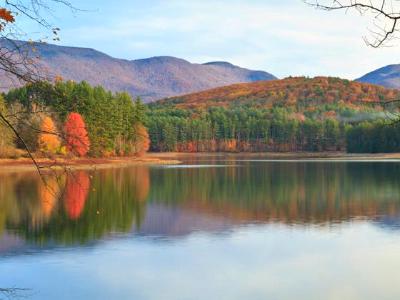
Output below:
[346,120,400,153]
[2,80,400,156]
[146,104,397,153]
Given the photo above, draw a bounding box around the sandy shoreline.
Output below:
[2,151,400,173]
[0,156,181,173]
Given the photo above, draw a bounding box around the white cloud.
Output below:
[55,0,400,79]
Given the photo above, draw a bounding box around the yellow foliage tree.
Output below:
[39,177,63,219]
[38,116,61,154]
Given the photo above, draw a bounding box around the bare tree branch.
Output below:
[0,110,44,176]
[0,287,30,299]
[305,0,400,47]
[0,1,78,172]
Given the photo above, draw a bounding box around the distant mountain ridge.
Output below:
[357,64,400,89]
[0,40,277,102]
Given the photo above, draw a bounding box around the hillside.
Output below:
[147,77,400,153]
[0,40,276,102]
[156,76,400,110]
[357,64,400,89]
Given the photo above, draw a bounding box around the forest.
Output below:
[0,80,150,158]
[144,77,400,153]
[146,104,400,153]
[146,76,400,154]
[1,77,400,157]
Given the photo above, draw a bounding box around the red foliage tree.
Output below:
[64,171,90,220]
[64,112,90,157]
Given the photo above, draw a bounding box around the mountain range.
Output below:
[357,64,400,89]
[0,41,276,102]
[1,40,400,102]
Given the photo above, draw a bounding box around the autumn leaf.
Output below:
[0,8,15,23]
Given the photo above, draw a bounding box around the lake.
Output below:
[1,156,400,299]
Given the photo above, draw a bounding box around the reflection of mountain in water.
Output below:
[1,161,400,247]
[374,215,400,231]
[0,234,24,255]
[133,204,238,238]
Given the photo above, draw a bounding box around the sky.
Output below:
[18,0,400,80]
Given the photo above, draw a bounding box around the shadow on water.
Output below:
[1,160,400,248]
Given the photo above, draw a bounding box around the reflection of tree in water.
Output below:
[3,162,400,244]
[132,167,150,203]
[14,176,44,230]
[0,174,19,235]
[64,172,90,220]
[0,167,150,245]
[149,162,400,224]
[39,177,63,219]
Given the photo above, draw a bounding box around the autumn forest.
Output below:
[1,76,400,158]
[0,80,150,159]
[147,77,400,153]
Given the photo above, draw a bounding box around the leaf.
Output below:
[0,8,15,23]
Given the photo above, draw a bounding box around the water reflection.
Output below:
[39,177,60,219]
[0,167,149,247]
[149,162,400,225]
[1,161,400,247]
[64,172,89,220]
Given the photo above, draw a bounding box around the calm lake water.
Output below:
[1,156,400,299]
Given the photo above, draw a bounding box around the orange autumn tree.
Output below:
[131,123,150,157]
[38,116,61,154]
[64,112,90,157]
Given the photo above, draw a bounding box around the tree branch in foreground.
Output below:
[305,0,400,47]
[0,287,30,299]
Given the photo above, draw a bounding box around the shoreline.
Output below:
[146,151,400,160]
[2,151,400,173]
[0,156,181,173]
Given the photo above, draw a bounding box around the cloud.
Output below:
[53,0,400,79]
